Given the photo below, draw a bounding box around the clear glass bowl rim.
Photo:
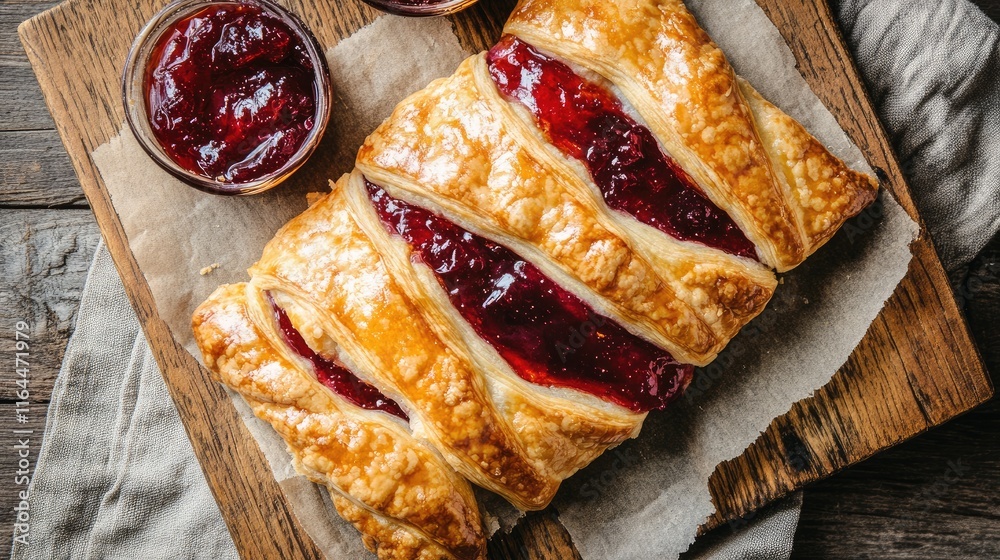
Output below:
[359,0,480,17]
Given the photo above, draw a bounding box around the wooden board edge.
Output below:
[18,10,328,560]
[703,379,994,534]
[702,275,994,531]
[772,0,994,414]
[700,0,995,530]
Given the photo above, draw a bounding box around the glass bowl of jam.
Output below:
[359,0,479,17]
[122,0,331,195]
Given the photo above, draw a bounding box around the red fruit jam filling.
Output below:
[366,180,693,413]
[486,36,757,260]
[267,293,408,420]
[145,2,317,183]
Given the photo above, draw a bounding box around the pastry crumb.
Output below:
[199,263,220,275]
[306,192,326,206]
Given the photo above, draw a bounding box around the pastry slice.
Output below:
[358,55,777,366]
[504,0,877,271]
[193,283,485,560]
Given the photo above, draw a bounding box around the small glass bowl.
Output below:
[121,0,332,195]
[359,0,479,17]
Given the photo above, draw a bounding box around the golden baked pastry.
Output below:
[192,1,877,558]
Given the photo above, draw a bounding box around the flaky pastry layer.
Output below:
[359,56,779,365]
[192,283,485,560]
[505,0,878,271]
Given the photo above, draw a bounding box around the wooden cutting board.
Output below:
[18,0,993,558]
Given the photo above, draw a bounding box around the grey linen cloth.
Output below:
[10,245,237,560]
[11,0,1000,558]
[834,0,1000,269]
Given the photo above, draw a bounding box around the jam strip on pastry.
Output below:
[249,177,558,510]
[486,35,757,261]
[505,0,877,271]
[360,54,784,363]
[359,55,724,365]
[266,292,408,420]
[342,170,649,485]
[366,179,693,413]
[192,283,485,560]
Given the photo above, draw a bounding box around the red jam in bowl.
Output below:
[145,2,318,184]
[487,36,757,260]
[366,179,693,413]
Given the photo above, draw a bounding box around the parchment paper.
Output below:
[92,3,919,559]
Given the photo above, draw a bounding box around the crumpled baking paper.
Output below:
[91,3,918,558]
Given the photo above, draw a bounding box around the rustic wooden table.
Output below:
[1,0,997,558]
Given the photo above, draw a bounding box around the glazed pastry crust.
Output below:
[359,55,778,365]
[248,179,554,509]
[343,171,645,480]
[192,283,485,560]
[504,0,878,271]
[737,79,879,252]
[246,176,646,512]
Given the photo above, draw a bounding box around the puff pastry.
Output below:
[192,1,877,558]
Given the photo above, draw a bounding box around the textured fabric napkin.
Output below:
[11,0,1000,558]
[834,0,1000,270]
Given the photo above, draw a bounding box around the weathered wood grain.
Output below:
[0,67,54,132]
[0,209,99,401]
[0,130,85,207]
[791,236,1000,559]
[964,238,1000,373]
[487,511,583,560]
[792,399,1000,559]
[13,0,995,559]
[1,2,59,131]
[1,1,57,60]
